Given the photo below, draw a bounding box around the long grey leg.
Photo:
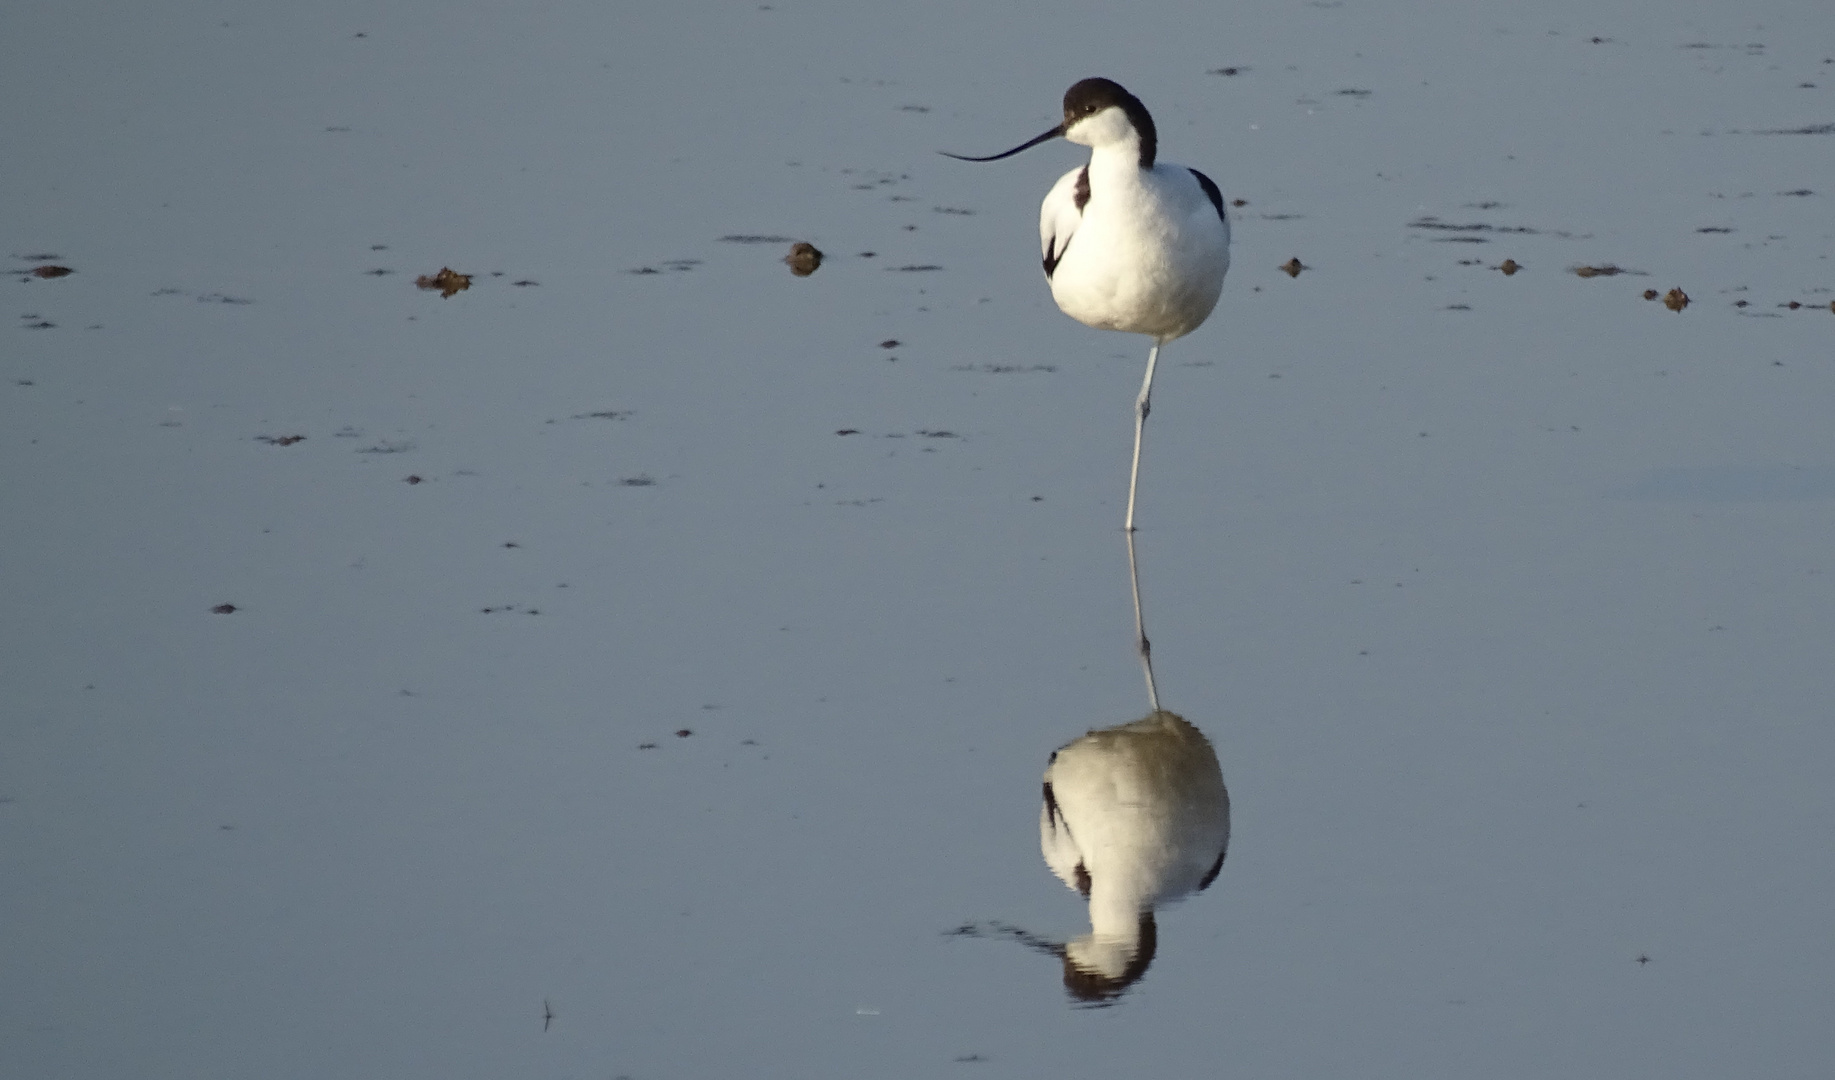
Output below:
[1124,340,1162,534]
[1126,527,1160,712]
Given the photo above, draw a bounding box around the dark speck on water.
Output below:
[211,603,237,614]
[29,265,74,279]
[888,264,941,272]
[414,267,471,297]
[719,234,797,244]
[1280,258,1305,277]
[785,242,823,276]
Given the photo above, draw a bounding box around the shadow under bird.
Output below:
[945,78,1231,531]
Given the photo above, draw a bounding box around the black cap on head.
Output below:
[1062,78,1157,168]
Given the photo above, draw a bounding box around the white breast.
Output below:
[1039,158,1230,343]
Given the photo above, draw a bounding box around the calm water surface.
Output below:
[5,1,1834,1077]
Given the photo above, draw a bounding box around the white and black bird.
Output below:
[946,78,1231,531]
[1040,711,1231,1001]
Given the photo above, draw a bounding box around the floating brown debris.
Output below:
[1573,264,1636,278]
[1663,288,1690,312]
[784,241,823,276]
[1279,257,1305,277]
[415,267,471,297]
[836,428,860,435]
[256,434,306,446]
[675,729,693,738]
[1644,289,1660,300]
[1498,259,1520,275]
[879,339,900,349]
[404,474,424,484]
[29,265,74,279]
[211,603,238,614]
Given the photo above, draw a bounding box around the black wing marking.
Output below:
[1043,167,1090,279]
[1196,847,1227,892]
[1189,168,1226,224]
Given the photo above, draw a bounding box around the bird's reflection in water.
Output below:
[956,534,1230,1005]
[1040,709,1229,1002]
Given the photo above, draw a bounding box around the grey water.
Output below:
[5,1,1835,1077]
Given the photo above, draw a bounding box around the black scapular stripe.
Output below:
[1189,168,1226,224]
[1043,166,1091,278]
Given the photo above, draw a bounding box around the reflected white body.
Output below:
[1041,109,1231,343]
[1040,711,1230,981]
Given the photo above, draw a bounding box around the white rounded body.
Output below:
[1040,711,1231,942]
[1041,157,1230,342]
